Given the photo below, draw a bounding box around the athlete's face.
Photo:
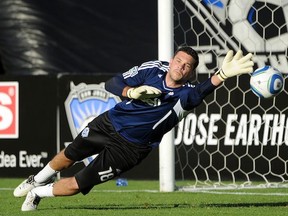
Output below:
[167,51,196,87]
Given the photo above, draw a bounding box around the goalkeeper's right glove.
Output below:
[215,50,254,81]
[127,85,162,100]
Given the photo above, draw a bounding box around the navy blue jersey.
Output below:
[105,60,216,147]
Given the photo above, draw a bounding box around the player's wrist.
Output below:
[215,69,227,81]
[126,87,134,98]
[122,86,134,98]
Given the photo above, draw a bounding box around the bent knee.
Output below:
[53,177,80,196]
[67,177,80,190]
[50,150,75,170]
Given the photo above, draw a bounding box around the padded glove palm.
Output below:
[127,85,162,100]
[216,50,254,81]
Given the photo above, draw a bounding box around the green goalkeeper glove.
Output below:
[216,50,254,81]
[127,85,162,100]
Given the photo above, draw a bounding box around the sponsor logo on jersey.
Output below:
[123,66,138,79]
[0,82,19,139]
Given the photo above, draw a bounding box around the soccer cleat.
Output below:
[21,191,41,211]
[14,175,38,197]
[13,175,55,197]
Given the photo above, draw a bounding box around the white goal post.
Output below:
[159,0,288,192]
[158,0,175,192]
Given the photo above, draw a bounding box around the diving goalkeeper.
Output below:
[14,46,254,211]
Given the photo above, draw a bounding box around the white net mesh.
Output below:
[174,0,288,190]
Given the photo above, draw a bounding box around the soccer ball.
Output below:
[250,65,284,98]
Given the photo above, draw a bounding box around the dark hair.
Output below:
[174,46,199,70]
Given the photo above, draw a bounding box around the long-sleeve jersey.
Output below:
[105,60,216,147]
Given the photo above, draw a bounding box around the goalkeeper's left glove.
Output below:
[215,50,254,81]
[127,85,162,100]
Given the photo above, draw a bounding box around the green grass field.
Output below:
[1,178,288,216]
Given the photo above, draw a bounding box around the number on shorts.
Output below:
[98,166,114,182]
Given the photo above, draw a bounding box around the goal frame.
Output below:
[158,0,175,192]
[158,0,288,192]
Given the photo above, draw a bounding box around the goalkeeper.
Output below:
[14,47,254,211]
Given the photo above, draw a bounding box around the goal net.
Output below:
[173,0,288,190]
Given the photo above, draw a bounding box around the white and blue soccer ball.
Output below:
[250,65,284,98]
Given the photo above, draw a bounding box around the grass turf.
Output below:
[1,178,288,216]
